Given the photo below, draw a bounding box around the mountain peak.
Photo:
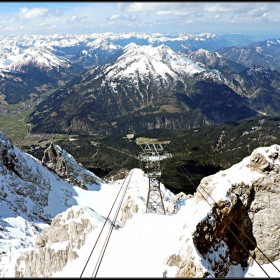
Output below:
[103,43,205,84]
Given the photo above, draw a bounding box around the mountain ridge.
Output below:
[28,43,258,135]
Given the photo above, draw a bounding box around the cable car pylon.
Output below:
[136,138,172,215]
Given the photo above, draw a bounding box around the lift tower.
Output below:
[136,138,172,215]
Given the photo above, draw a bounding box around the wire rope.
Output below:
[79,170,132,277]
[91,169,134,278]
[173,155,280,275]
[173,156,277,277]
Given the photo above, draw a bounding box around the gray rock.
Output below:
[14,206,98,277]
[42,142,101,190]
[120,195,138,228]
[165,145,280,277]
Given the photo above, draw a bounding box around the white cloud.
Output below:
[18,7,49,20]
[37,22,50,27]
[118,2,280,19]
[107,14,140,22]
[122,2,199,15]
[204,3,257,14]
[248,6,269,18]
[67,15,86,23]
[157,10,171,15]
[0,25,15,31]
[108,14,124,21]
[126,15,140,22]
[52,8,63,17]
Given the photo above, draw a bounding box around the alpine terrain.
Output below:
[1,30,280,278]
[28,43,257,135]
[0,130,280,277]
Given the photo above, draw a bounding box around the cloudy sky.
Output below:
[0,2,280,40]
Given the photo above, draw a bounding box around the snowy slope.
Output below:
[1,130,280,277]
[85,43,207,93]
[0,46,70,72]
[48,145,280,278]
[0,130,103,254]
[103,43,205,81]
[0,131,178,277]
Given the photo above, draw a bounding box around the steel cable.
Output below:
[173,157,276,277]
[79,170,132,278]
[91,169,134,278]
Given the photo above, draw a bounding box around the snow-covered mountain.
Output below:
[71,38,122,67]
[98,43,206,86]
[0,32,274,104]
[0,32,254,70]
[0,40,84,104]
[0,46,70,72]
[29,43,256,135]
[1,130,280,277]
[182,48,246,74]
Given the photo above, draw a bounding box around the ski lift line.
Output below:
[172,155,280,275]
[92,169,134,278]
[79,170,132,278]
[173,159,273,278]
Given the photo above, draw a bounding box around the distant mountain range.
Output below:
[1,32,280,134]
[217,39,280,71]
[28,43,257,135]
[2,32,280,278]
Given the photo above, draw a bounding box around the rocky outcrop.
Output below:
[42,142,68,179]
[0,131,52,223]
[0,131,103,258]
[14,206,100,277]
[165,144,280,277]
[192,181,256,277]
[42,142,102,190]
[165,245,209,277]
[120,195,139,228]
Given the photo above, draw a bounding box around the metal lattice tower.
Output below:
[136,138,172,215]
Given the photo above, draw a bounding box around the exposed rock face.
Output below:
[192,181,256,277]
[120,195,139,228]
[14,206,99,277]
[165,144,280,277]
[165,245,209,277]
[0,131,52,223]
[42,142,102,190]
[42,142,68,179]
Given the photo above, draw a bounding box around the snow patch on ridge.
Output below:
[98,44,206,88]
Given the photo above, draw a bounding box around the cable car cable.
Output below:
[173,155,280,274]
[175,162,271,277]
[92,169,134,278]
[79,170,132,278]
